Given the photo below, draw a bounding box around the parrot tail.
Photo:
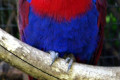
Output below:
[28,76,38,80]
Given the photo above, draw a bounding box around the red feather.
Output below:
[18,0,30,39]
[90,0,107,65]
[30,0,92,20]
[28,76,34,80]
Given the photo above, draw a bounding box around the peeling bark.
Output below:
[0,28,120,80]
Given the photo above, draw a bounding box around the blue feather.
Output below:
[27,0,31,3]
[23,4,99,63]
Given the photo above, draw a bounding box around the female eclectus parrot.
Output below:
[18,0,107,80]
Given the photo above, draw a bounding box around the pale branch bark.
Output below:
[0,28,120,80]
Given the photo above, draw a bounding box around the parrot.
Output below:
[18,0,107,80]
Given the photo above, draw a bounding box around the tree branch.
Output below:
[0,28,120,80]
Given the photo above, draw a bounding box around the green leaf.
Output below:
[106,15,110,23]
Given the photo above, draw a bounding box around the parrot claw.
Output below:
[65,57,70,63]
[49,51,59,66]
[65,57,73,72]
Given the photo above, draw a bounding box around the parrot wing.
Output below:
[18,0,30,41]
[90,0,107,65]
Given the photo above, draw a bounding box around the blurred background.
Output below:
[0,0,120,80]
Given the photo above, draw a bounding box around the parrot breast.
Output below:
[23,3,99,62]
[29,0,93,21]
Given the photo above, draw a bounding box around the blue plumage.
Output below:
[27,0,31,3]
[23,5,99,62]
[18,0,107,80]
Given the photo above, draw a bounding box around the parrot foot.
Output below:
[65,57,73,72]
[49,51,59,66]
